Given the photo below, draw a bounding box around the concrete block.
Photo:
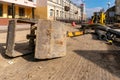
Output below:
[35,20,66,59]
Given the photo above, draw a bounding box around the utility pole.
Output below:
[32,7,35,19]
[107,0,111,9]
[80,0,85,24]
[12,3,15,19]
[107,0,111,24]
[69,0,71,22]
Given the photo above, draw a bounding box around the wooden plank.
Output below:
[35,20,66,59]
[17,19,37,24]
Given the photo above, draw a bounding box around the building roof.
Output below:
[106,6,115,12]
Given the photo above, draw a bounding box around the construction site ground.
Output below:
[0,24,120,80]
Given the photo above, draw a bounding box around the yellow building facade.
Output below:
[0,0,36,25]
[0,3,32,18]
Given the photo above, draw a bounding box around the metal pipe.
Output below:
[95,25,120,37]
[82,24,120,37]
[108,29,120,36]
[95,26,110,31]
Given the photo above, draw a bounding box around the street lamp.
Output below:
[80,0,85,24]
[107,1,111,9]
[69,0,71,22]
[107,0,111,24]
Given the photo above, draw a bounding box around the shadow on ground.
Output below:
[0,43,57,62]
[0,43,12,59]
[74,50,120,78]
[72,33,120,78]
[0,42,34,60]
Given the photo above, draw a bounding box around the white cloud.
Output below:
[86,7,103,18]
[71,0,104,18]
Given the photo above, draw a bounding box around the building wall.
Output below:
[35,0,47,19]
[115,0,120,22]
[35,0,81,22]
[0,3,33,18]
[47,0,63,20]
[0,0,36,25]
[35,6,47,19]
[106,6,115,23]
[116,0,120,15]
[0,0,36,7]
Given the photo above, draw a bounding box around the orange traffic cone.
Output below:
[72,22,76,27]
[88,20,93,24]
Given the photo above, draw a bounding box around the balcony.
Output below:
[64,6,70,11]
[28,0,33,2]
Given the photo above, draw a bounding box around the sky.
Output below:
[71,0,115,18]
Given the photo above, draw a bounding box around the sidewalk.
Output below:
[0,24,30,32]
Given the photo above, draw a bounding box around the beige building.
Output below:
[115,0,120,21]
[115,0,120,15]
[35,0,81,22]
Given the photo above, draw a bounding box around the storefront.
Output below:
[0,0,36,25]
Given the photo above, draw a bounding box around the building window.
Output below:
[8,5,12,16]
[60,11,62,17]
[0,4,3,17]
[19,7,25,16]
[50,9,53,16]
[56,10,59,16]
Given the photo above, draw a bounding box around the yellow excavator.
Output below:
[67,11,106,37]
[91,11,106,25]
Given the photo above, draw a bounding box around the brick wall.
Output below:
[0,18,9,25]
